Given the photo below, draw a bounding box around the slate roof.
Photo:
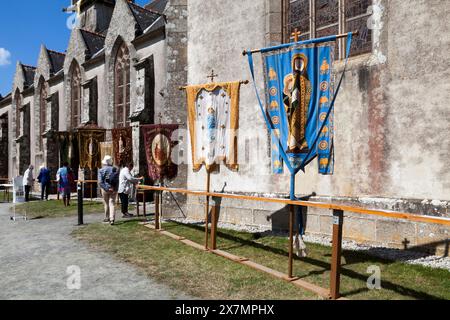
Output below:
[22,64,36,88]
[0,92,11,104]
[80,29,106,57]
[47,50,66,74]
[128,1,162,34]
[144,0,168,13]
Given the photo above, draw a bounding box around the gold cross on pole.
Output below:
[291,28,302,43]
[206,70,218,83]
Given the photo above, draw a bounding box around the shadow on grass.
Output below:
[29,216,45,220]
[164,220,444,300]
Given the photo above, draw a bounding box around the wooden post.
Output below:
[210,203,217,250]
[90,171,93,204]
[155,191,160,230]
[330,209,344,300]
[143,190,147,217]
[159,181,163,220]
[204,171,211,250]
[288,205,295,278]
[136,190,140,216]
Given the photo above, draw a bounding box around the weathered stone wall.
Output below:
[184,0,450,251]
[84,61,106,127]
[160,0,188,213]
[0,113,8,178]
[64,29,89,131]
[19,93,33,175]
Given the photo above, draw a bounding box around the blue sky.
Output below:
[0,0,149,97]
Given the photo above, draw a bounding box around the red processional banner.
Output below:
[112,127,133,167]
[141,124,179,182]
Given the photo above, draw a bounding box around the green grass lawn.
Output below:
[72,220,450,300]
[12,199,105,219]
[0,192,12,202]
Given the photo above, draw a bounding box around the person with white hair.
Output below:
[98,155,119,225]
[23,165,34,202]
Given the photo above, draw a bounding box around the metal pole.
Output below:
[288,173,296,279]
[204,170,211,250]
[77,182,83,225]
[242,30,359,56]
[330,209,344,300]
[289,205,294,278]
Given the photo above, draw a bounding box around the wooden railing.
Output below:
[137,184,450,300]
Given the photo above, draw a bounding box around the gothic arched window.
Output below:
[70,62,82,130]
[114,43,131,128]
[39,79,47,148]
[14,90,22,137]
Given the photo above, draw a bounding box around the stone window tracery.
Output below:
[283,0,373,58]
[114,43,131,128]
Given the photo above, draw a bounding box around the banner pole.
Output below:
[287,30,301,279]
[204,170,211,250]
[288,173,296,278]
[243,30,358,56]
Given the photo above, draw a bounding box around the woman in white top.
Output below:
[23,165,34,202]
[118,162,142,218]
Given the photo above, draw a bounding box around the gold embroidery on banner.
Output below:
[185,81,241,173]
[269,68,277,81]
[320,59,330,75]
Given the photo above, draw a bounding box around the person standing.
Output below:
[98,155,119,225]
[57,162,75,207]
[118,162,142,218]
[37,164,51,201]
[23,165,34,202]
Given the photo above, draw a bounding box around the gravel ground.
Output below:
[168,217,450,272]
[0,203,191,300]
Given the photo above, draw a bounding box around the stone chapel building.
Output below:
[0,0,449,252]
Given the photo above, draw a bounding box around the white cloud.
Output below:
[0,48,11,66]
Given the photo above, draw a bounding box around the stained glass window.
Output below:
[114,43,131,128]
[284,0,372,58]
[345,0,372,56]
[286,0,310,42]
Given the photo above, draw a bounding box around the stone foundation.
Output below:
[178,193,450,256]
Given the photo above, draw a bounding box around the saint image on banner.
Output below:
[152,133,171,166]
[141,124,179,182]
[112,127,133,167]
[78,129,106,169]
[283,54,312,154]
[263,42,335,174]
[185,81,241,173]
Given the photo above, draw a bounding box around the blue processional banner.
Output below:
[262,43,335,175]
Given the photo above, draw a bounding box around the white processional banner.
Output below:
[185,82,241,173]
